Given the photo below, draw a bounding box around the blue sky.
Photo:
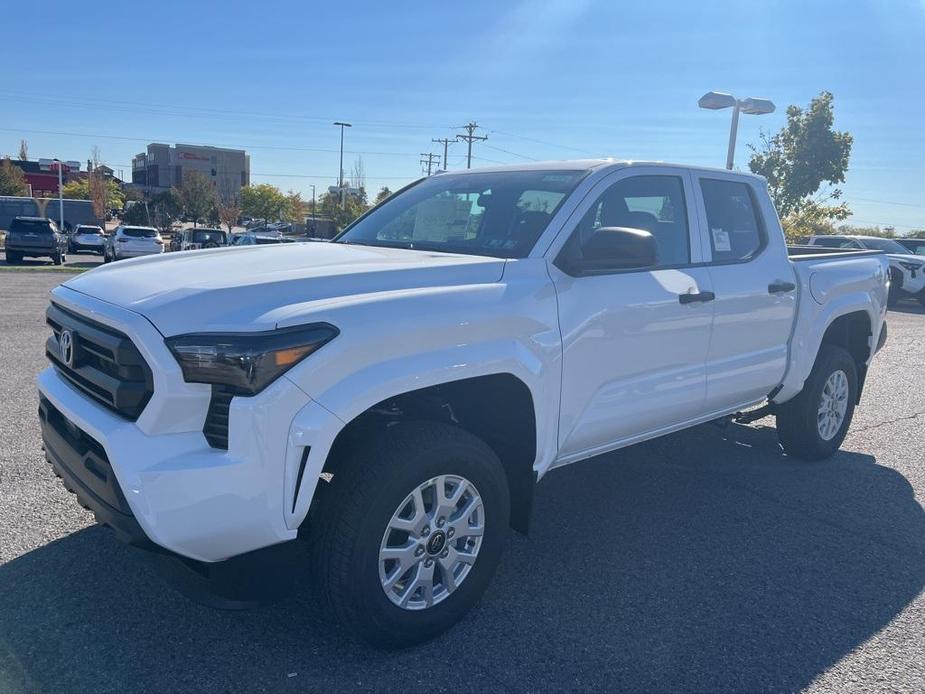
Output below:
[2,0,923,231]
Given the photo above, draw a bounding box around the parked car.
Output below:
[807,234,925,306]
[897,237,925,256]
[231,231,291,245]
[38,161,889,647]
[68,225,106,255]
[103,225,165,262]
[176,228,229,251]
[4,216,68,264]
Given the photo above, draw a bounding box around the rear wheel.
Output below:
[312,421,509,648]
[887,269,902,307]
[6,251,21,264]
[52,252,63,266]
[776,344,857,460]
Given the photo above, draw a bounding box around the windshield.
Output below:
[336,170,587,258]
[75,226,102,235]
[860,237,909,253]
[122,227,159,238]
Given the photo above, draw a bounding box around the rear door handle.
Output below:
[679,291,715,304]
[768,281,796,294]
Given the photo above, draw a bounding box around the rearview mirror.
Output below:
[561,227,658,275]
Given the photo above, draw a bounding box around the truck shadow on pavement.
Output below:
[1,422,923,692]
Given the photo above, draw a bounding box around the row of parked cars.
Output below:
[3,216,302,265]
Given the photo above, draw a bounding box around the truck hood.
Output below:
[62,242,506,336]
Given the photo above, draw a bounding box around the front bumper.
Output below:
[37,286,344,562]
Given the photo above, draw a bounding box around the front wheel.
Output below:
[776,344,858,460]
[6,252,22,264]
[312,421,509,648]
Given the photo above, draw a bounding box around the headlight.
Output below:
[165,323,338,395]
[899,261,923,272]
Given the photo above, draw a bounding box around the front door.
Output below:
[551,169,714,461]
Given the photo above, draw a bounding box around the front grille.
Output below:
[46,302,154,420]
[203,386,233,449]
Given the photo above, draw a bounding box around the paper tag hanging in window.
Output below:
[712,228,731,252]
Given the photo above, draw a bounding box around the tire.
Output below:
[103,249,111,263]
[53,252,63,266]
[6,252,22,264]
[887,270,902,307]
[311,421,510,648]
[776,344,858,461]
[918,295,925,309]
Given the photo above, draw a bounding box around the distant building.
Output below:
[7,159,82,197]
[131,143,250,201]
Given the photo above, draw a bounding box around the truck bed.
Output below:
[787,245,885,261]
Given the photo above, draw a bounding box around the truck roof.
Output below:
[443,159,767,182]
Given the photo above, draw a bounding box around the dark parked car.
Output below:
[4,216,69,265]
[898,238,925,256]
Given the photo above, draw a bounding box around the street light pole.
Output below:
[725,101,741,171]
[53,158,64,229]
[333,121,352,210]
[698,92,775,170]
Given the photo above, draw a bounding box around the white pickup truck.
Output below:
[38,161,889,646]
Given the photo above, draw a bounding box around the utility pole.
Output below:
[456,122,488,169]
[420,152,440,176]
[333,121,352,209]
[432,137,453,170]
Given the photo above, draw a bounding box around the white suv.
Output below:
[807,234,925,306]
[104,225,165,262]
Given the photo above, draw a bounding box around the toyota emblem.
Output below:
[59,329,75,368]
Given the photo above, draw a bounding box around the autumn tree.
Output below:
[0,157,28,196]
[748,91,853,241]
[216,194,241,233]
[284,190,306,223]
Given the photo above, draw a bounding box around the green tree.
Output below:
[179,172,216,226]
[748,91,853,241]
[374,186,392,205]
[318,190,369,231]
[149,189,183,232]
[240,183,287,223]
[0,157,28,196]
[18,139,28,161]
[61,179,90,199]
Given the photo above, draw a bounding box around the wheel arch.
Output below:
[313,373,539,535]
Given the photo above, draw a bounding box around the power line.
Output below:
[482,143,539,161]
[487,128,600,156]
[456,122,488,169]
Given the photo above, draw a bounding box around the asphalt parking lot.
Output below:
[0,271,923,693]
[0,250,104,271]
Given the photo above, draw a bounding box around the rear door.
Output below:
[692,174,798,411]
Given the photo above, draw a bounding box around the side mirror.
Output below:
[561,226,658,275]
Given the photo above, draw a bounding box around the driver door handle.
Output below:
[768,281,796,294]
[679,291,715,305]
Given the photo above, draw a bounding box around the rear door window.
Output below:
[700,179,765,262]
[10,219,53,234]
[123,227,158,238]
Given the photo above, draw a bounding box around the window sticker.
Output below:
[712,228,731,252]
